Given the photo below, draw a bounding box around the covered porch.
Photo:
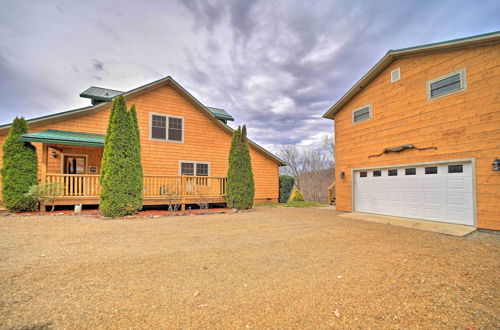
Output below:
[20,129,227,210]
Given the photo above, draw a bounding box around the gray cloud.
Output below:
[0,0,498,149]
[92,59,105,71]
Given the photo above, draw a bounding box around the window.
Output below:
[373,170,382,177]
[427,68,466,100]
[360,171,367,178]
[150,113,183,142]
[388,169,398,176]
[180,162,194,176]
[405,168,416,175]
[425,166,438,174]
[196,163,209,176]
[180,161,210,176]
[391,68,400,82]
[151,115,167,140]
[448,164,463,173]
[168,117,183,141]
[352,105,372,124]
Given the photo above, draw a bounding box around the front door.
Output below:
[64,156,86,174]
[63,156,86,195]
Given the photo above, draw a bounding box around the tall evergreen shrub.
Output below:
[99,96,143,217]
[279,175,295,203]
[226,125,255,209]
[1,117,38,211]
[129,105,143,211]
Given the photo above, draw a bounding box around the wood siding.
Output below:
[0,85,279,203]
[333,43,500,230]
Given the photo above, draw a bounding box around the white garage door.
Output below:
[354,162,474,225]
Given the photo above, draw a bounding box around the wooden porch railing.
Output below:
[327,181,336,205]
[44,174,227,199]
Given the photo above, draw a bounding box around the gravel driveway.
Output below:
[0,208,498,329]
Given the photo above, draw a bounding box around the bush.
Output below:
[289,189,305,202]
[279,175,295,203]
[26,182,64,211]
[226,125,255,210]
[99,96,143,217]
[129,105,143,211]
[1,117,38,212]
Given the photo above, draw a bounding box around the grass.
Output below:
[256,200,329,208]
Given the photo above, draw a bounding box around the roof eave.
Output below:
[322,31,500,120]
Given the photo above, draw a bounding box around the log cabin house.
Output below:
[0,76,285,210]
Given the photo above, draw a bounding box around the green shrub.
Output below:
[26,182,64,211]
[129,105,143,211]
[289,189,305,202]
[226,125,255,209]
[279,175,295,203]
[99,96,143,217]
[1,117,38,212]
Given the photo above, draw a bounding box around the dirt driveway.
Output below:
[0,208,498,329]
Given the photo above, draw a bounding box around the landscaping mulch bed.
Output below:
[7,208,235,219]
[0,207,498,328]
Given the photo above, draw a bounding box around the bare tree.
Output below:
[278,145,306,190]
[278,136,335,202]
[322,134,335,162]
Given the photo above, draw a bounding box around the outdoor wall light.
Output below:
[493,158,500,171]
[51,151,57,158]
[340,171,345,179]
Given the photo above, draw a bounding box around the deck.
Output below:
[43,174,227,210]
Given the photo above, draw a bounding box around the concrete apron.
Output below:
[340,212,476,237]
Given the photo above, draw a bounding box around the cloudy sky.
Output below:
[0,0,498,150]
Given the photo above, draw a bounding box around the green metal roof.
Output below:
[0,106,94,129]
[20,129,104,147]
[206,107,234,121]
[80,86,123,102]
[78,84,234,121]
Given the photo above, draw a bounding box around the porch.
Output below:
[43,173,227,210]
[19,129,228,210]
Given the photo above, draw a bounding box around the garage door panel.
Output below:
[447,179,465,190]
[354,162,474,226]
[423,179,440,189]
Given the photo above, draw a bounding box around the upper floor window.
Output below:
[426,68,467,100]
[150,113,183,142]
[352,105,372,124]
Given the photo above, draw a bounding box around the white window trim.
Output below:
[426,67,467,101]
[149,112,185,143]
[178,160,211,176]
[391,68,400,82]
[352,104,372,124]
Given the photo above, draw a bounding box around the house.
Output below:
[323,31,500,230]
[0,76,285,210]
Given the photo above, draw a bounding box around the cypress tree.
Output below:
[1,117,38,212]
[99,96,141,217]
[226,125,255,209]
[129,105,143,211]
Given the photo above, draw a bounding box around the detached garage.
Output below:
[322,32,500,230]
[353,160,474,226]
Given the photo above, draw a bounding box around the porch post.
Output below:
[40,144,48,212]
[181,175,186,211]
[41,144,48,183]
